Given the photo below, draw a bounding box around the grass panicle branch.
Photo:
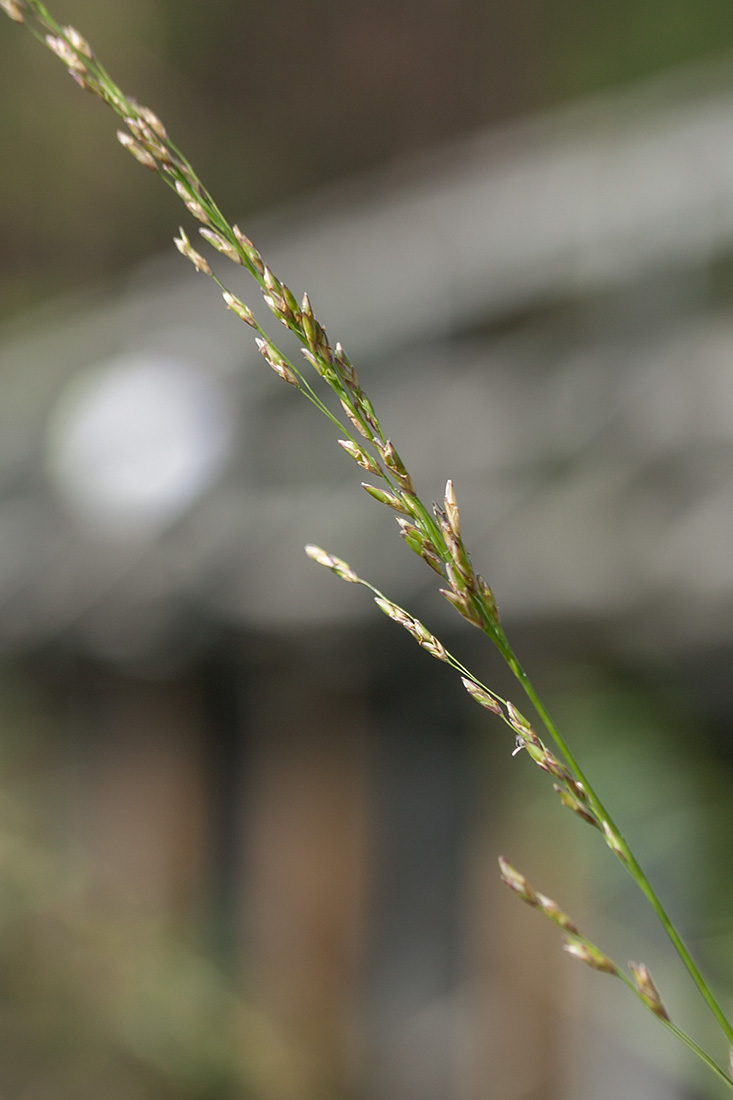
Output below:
[5,1,733,1087]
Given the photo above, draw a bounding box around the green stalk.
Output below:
[512,657,733,1048]
[327,557,733,1086]
[615,967,733,1089]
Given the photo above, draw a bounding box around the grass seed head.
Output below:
[117,130,158,170]
[339,403,368,435]
[410,619,448,661]
[281,283,299,315]
[63,25,93,58]
[420,547,445,575]
[373,600,448,661]
[232,226,265,274]
[45,34,87,74]
[536,892,579,934]
[555,785,599,828]
[301,311,318,350]
[300,347,334,382]
[531,748,571,781]
[1,0,26,23]
[444,479,461,538]
[174,180,209,223]
[263,266,281,295]
[255,338,298,386]
[439,586,482,627]
[200,228,243,264]
[460,677,503,716]
[357,391,380,433]
[338,439,381,475]
[374,596,409,625]
[138,105,167,140]
[334,342,358,388]
[379,441,415,494]
[221,291,256,326]
[498,857,538,906]
[361,483,411,515]
[304,545,359,583]
[395,516,425,553]
[505,701,533,735]
[476,574,500,623]
[263,293,288,320]
[173,227,212,274]
[445,560,470,595]
[629,963,669,1020]
[563,938,618,975]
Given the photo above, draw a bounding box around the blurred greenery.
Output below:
[0,665,323,1100]
[542,0,733,97]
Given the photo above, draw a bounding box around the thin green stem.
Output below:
[513,659,733,1048]
[614,969,733,1090]
[352,568,733,1086]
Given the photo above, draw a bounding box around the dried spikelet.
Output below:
[255,338,298,386]
[138,105,167,140]
[505,702,533,735]
[200,228,243,264]
[281,283,300,317]
[45,33,88,74]
[438,585,483,627]
[380,440,416,494]
[116,130,157,170]
[410,618,448,661]
[339,399,371,439]
[629,963,669,1020]
[420,549,444,575]
[334,342,358,388]
[304,545,359,583]
[232,226,265,273]
[498,857,538,906]
[555,784,599,828]
[63,25,93,58]
[530,747,570,780]
[444,479,461,538]
[0,0,26,24]
[476,574,500,623]
[262,266,281,295]
[338,440,382,475]
[173,227,211,274]
[361,483,411,515]
[373,599,448,662]
[460,677,503,716]
[174,180,209,223]
[263,292,288,318]
[395,516,427,555]
[536,893,579,935]
[445,559,470,595]
[563,938,618,975]
[221,291,256,326]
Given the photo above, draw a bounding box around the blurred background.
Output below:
[2,1,733,1098]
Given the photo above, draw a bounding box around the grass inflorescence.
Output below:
[4,0,733,1087]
